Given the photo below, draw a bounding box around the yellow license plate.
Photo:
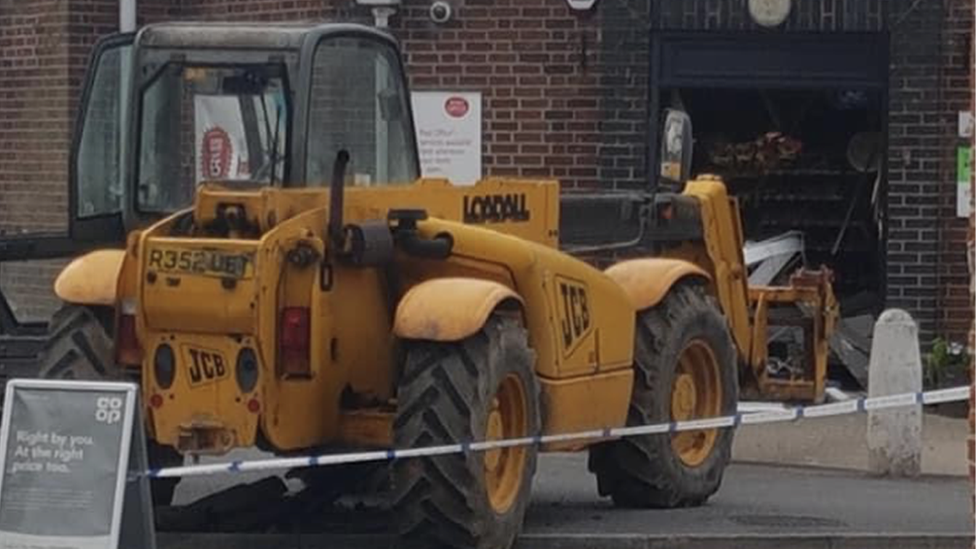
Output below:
[182,346,230,387]
[147,247,255,279]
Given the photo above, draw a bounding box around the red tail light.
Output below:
[279,307,310,376]
[115,314,142,366]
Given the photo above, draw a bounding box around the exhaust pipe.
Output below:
[328,150,350,252]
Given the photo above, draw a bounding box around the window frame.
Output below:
[67,33,135,244]
[293,28,420,188]
[131,59,294,215]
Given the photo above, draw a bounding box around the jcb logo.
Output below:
[556,277,591,354]
[95,396,123,424]
[187,347,229,387]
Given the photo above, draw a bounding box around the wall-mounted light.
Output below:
[355,0,402,28]
[565,0,598,11]
[748,0,792,28]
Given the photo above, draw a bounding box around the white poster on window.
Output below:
[957,146,972,218]
[194,95,252,183]
[411,91,482,185]
[958,110,973,139]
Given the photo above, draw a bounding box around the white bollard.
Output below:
[866,309,922,477]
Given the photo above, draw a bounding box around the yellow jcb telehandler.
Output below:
[0,21,836,549]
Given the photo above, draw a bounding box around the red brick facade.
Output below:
[0,0,973,346]
[399,3,604,187]
[886,0,971,349]
[969,1,974,526]
[0,2,70,321]
[0,1,71,234]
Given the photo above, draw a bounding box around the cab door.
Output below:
[0,33,133,370]
[0,33,133,262]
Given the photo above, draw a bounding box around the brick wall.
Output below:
[396,1,603,188]
[179,0,340,21]
[886,0,973,346]
[940,0,974,346]
[0,0,971,343]
[0,0,70,235]
[966,0,976,536]
[0,1,73,321]
[594,2,649,190]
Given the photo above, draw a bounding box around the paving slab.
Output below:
[732,411,969,476]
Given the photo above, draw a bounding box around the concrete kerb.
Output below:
[155,533,976,549]
[517,534,976,549]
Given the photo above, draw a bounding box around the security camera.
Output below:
[429,1,452,24]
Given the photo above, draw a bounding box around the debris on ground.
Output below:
[743,231,805,286]
[828,314,873,390]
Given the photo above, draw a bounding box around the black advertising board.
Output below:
[0,379,155,549]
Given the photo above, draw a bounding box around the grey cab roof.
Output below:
[135,21,396,51]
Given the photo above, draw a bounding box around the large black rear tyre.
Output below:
[588,282,738,508]
[392,315,540,549]
[37,305,184,506]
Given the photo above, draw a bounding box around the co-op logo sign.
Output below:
[95,396,124,425]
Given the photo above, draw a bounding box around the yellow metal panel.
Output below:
[680,178,754,361]
[143,332,260,453]
[254,210,342,449]
[603,258,711,311]
[135,175,638,453]
[338,408,394,448]
[193,177,561,248]
[538,369,633,451]
[394,255,515,298]
[329,267,397,403]
[54,250,125,306]
[394,278,523,341]
[116,231,142,310]
[139,239,259,335]
[412,217,636,379]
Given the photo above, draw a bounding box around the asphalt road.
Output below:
[527,455,971,536]
[168,452,974,537]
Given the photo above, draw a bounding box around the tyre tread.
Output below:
[392,317,538,549]
[588,282,738,509]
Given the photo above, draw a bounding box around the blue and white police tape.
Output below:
[146,384,970,479]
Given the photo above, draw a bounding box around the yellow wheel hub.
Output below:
[484,374,528,514]
[671,373,697,420]
[484,408,504,473]
[670,340,722,468]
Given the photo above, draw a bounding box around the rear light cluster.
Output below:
[236,348,259,393]
[279,307,311,376]
[154,344,176,389]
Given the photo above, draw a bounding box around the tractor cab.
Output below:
[68,22,420,248]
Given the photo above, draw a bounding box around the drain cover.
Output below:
[730,514,846,528]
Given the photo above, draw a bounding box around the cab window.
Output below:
[306,36,418,187]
